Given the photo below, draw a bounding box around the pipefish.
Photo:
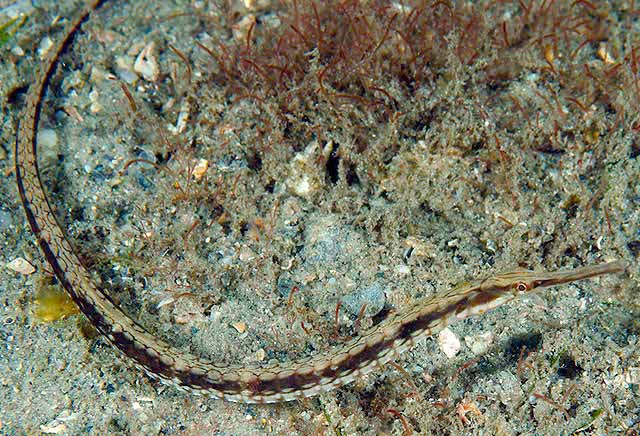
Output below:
[14,0,627,403]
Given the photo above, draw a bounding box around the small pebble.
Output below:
[6,257,35,275]
[438,327,461,358]
[243,0,272,10]
[464,331,493,355]
[231,321,247,334]
[238,246,255,262]
[115,56,137,84]
[597,43,615,64]
[88,89,100,104]
[172,103,190,134]
[156,296,176,309]
[626,367,640,385]
[39,422,67,434]
[90,101,103,113]
[191,159,208,180]
[285,141,325,197]
[394,264,410,275]
[11,45,25,56]
[134,41,160,82]
[255,348,266,361]
[37,128,58,149]
[37,36,53,59]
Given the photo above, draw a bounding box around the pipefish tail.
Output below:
[14,1,627,404]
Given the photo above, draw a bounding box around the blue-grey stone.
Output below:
[0,209,14,232]
[341,280,387,318]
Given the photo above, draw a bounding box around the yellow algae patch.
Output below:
[33,283,79,322]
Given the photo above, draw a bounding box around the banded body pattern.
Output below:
[14,0,625,403]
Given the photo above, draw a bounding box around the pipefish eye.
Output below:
[515,282,529,292]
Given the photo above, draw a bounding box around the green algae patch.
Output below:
[0,14,26,48]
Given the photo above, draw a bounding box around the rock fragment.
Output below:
[438,327,461,358]
[134,41,160,81]
[6,257,35,275]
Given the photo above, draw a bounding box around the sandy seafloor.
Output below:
[1,0,640,435]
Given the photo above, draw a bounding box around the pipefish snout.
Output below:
[449,261,627,324]
[481,260,628,293]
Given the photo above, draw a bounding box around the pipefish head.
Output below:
[480,260,627,295]
[453,260,625,320]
